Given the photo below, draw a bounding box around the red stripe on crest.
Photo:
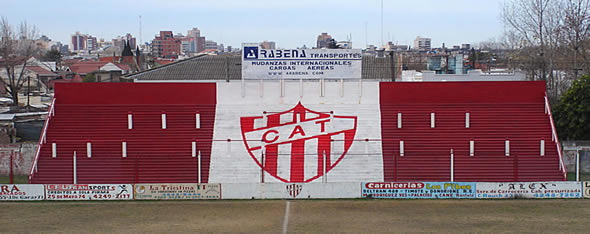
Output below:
[264,114,280,176]
[290,139,305,182]
[317,135,332,176]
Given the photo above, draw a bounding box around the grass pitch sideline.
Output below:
[1,200,589,233]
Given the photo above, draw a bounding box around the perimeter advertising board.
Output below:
[222,182,360,199]
[134,183,221,200]
[476,182,582,199]
[241,45,362,79]
[361,182,476,199]
[45,184,133,200]
[0,184,44,201]
[583,182,590,198]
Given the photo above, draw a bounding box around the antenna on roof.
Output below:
[364,21,368,48]
[139,15,142,49]
[380,0,383,48]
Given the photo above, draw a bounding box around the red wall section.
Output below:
[32,83,217,184]
[380,81,546,104]
[379,81,564,182]
[55,83,216,105]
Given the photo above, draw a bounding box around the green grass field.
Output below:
[1,200,589,233]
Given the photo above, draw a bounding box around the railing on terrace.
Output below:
[544,93,567,180]
[28,97,55,183]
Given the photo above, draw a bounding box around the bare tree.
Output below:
[0,17,40,106]
[562,0,590,78]
[502,0,553,81]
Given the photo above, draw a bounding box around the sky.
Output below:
[2,0,506,49]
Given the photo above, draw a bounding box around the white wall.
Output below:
[421,70,526,82]
[401,70,526,82]
[222,182,361,199]
[209,80,384,183]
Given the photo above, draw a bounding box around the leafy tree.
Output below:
[82,73,96,83]
[555,75,590,140]
[43,49,62,62]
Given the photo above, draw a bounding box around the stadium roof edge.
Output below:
[123,54,209,80]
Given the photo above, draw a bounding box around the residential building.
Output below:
[70,32,98,52]
[316,32,333,49]
[186,27,206,53]
[337,41,352,49]
[151,31,181,58]
[180,38,193,54]
[414,36,431,51]
[86,36,98,51]
[71,32,86,51]
[427,54,464,74]
[113,33,137,50]
[260,41,276,49]
[205,40,218,50]
[384,42,409,51]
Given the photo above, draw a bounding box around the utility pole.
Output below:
[27,76,31,111]
[364,21,368,48]
[390,51,396,81]
[139,15,142,48]
[380,0,384,48]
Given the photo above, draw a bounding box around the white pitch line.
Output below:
[282,201,291,234]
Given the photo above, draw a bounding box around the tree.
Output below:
[43,49,62,62]
[555,75,590,140]
[562,0,590,78]
[0,18,40,106]
[82,73,96,83]
[502,0,562,86]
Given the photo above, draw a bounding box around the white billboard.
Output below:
[476,182,582,199]
[45,184,133,200]
[242,46,362,79]
[0,184,45,201]
[134,183,221,200]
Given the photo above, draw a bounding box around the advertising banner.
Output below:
[45,184,133,200]
[476,182,582,199]
[222,182,360,199]
[134,183,221,200]
[361,182,476,199]
[584,182,590,198]
[242,45,362,79]
[0,184,44,201]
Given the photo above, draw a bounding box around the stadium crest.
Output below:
[240,102,357,183]
[286,184,303,198]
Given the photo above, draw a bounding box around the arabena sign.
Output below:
[241,45,362,79]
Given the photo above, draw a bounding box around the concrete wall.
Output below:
[0,143,36,176]
[222,182,361,199]
[562,141,590,173]
[209,80,384,183]
[420,70,526,82]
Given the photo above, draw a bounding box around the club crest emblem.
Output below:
[240,102,357,183]
[286,184,303,198]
